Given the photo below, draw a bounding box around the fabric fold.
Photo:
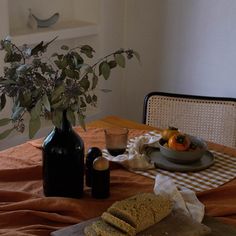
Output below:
[154,174,205,223]
[104,132,161,170]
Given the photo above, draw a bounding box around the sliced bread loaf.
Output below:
[107,193,172,233]
[101,212,136,236]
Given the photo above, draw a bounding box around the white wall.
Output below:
[123,0,165,121]
[99,0,126,117]
[124,0,236,122]
[1,0,236,149]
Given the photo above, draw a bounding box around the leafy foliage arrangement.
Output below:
[0,37,139,139]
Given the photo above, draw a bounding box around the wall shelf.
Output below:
[4,0,100,45]
[10,20,99,45]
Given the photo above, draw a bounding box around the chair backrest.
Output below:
[143,92,236,147]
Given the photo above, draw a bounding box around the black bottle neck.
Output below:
[56,110,72,132]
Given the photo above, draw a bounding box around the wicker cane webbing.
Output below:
[144,94,236,147]
[103,131,236,193]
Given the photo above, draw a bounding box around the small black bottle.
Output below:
[85,147,102,187]
[91,156,110,199]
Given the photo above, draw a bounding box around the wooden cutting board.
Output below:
[51,210,212,236]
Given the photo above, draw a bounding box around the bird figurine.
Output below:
[27,8,60,28]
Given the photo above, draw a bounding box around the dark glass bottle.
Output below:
[42,110,84,198]
[85,147,102,187]
[91,156,110,199]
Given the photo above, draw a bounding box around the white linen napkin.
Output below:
[154,174,205,223]
[104,133,161,170]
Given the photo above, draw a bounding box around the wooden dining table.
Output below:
[0,115,236,236]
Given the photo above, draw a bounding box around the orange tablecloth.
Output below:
[0,116,236,236]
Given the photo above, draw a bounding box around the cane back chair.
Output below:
[143,92,236,147]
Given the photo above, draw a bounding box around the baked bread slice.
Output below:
[107,193,172,232]
[92,220,127,236]
[101,212,136,236]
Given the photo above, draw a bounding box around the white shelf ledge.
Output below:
[10,20,99,45]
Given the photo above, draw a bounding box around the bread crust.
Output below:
[84,225,98,236]
[101,212,136,236]
[92,220,127,236]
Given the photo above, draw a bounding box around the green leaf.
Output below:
[66,109,76,126]
[11,106,24,121]
[51,84,65,102]
[54,58,68,70]
[65,68,75,78]
[42,36,58,50]
[51,99,64,109]
[0,118,11,126]
[80,45,95,58]
[61,45,69,50]
[52,110,63,128]
[0,128,14,140]
[57,54,64,60]
[99,62,103,76]
[85,95,92,104]
[133,51,141,62]
[80,76,90,91]
[30,99,42,120]
[115,54,126,68]
[77,113,86,131]
[61,57,68,68]
[74,71,80,79]
[0,80,17,85]
[92,94,98,102]
[100,88,112,93]
[29,117,41,139]
[72,52,84,66]
[81,45,95,52]
[16,64,29,74]
[40,63,53,74]
[24,92,32,106]
[100,61,110,80]
[54,60,63,69]
[3,41,12,54]
[83,51,93,58]
[108,60,117,69]
[4,52,22,63]
[32,90,40,99]
[70,102,79,112]
[51,53,58,57]
[31,41,44,56]
[80,97,87,108]
[91,74,98,90]
[42,94,51,112]
[35,72,46,81]
[0,94,6,111]
[19,91,31,107]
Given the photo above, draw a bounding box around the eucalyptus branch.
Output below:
[11,43,26,64]
[90,52,115,69]
[79,52,115,80]
[0,38,138,139]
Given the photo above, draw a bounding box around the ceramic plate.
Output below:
[148,148,214,172]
